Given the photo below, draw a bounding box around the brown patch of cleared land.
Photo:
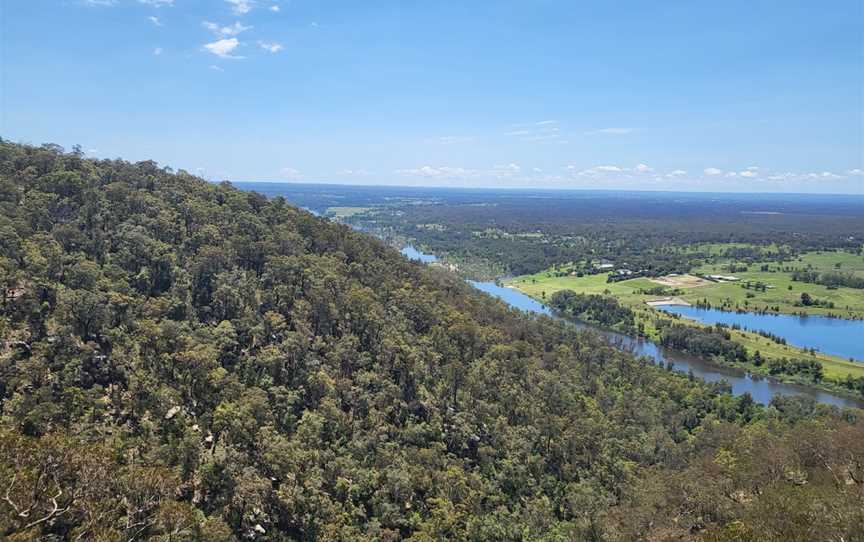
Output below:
[645,296,691,307]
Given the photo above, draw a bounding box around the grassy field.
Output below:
[510,248,864,319]
[509,271,657,304]
[690,252,864,318]
[794,250,864,277]
[507,247,864,383]
[681,242,784,256]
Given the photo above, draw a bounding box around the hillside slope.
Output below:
[0,141,862,541]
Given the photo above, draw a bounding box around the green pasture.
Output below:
[507,247,864,382]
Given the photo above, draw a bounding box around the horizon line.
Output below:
[230,179,864,198]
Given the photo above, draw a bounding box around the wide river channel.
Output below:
[401,246,864,409]
[658,305,864,361]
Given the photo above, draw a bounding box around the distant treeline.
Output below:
[792,269,864,289]
[354,192,864,277]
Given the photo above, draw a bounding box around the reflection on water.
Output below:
[659,305,864,361]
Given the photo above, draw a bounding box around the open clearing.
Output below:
[645,296,691,307]
[650,274,711,288]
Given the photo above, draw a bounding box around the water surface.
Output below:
[658,305,864,361]
[401,245,439,263]
[469,281,862,408]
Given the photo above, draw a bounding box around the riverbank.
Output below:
[470,280,864,409]
[397,244,864,408]
[507,277,864,401]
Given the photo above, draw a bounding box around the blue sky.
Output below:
[2,0,862,193]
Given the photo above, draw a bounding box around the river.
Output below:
[658,305,864,361]
[401,245,863,409]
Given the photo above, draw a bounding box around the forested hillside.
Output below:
[1,141,862,541]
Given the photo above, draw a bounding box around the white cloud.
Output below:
[280,167,302,179]
[668,169,688,177]
[847,168,863,176]
[492,163,521,177]
[745,166,759,171]
[210,65,225,71]
[270,5,280,11]
[258,41,284,53]
[153,47,163,55]
[759,170,847,182]
[740,170,757,178]
[83,0,117,6]
[203,21,252,37]
[813,171,843,179]
[584,127,634,135]
[147,16,162,26]
[226,0,254,15]
[704,167,724,176]
[139,0,174,6]
[203,38,243,59]
[398,166,474,179]
[506,122,561,143]
[568,164,661,178]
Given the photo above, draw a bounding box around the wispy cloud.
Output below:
[395,162,857,187]
[139,0,174,6]
[258,41,284,53]
[564,164,855,185]
[492,163,522,177]
[398,163,525,181]
[203,38,243,59]
[153,47,163,56]
[147,16,162,26]
[203,21,252,37]
[226,0,255,15]
[83,0,117,6]
[270,5,280,12]
[584,127,635,136]
[505,121,562,143]
[398,166,475,179]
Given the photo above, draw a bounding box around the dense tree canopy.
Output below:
[0,140,862,541]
